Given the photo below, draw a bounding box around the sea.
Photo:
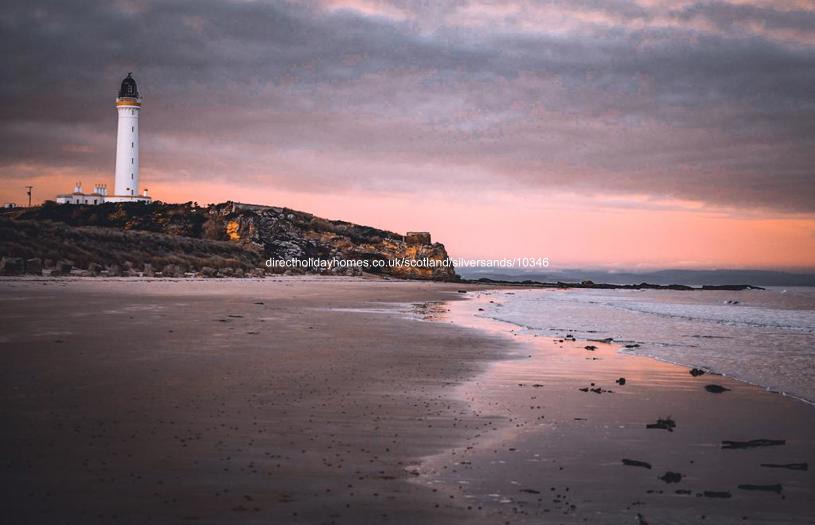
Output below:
[478,286,815,403]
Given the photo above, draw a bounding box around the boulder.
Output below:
[56,260,73,274]
[658,472,683,484]
[87,262,102,276]
[721,439,785,449]
[143,263,155,277]
[108,264,122,277]
[646,417,676,432]
[166,264,188,277]
[622,459,652,469]
[200,266,217,277]
[0,257,25,275]
[25,258,43,275]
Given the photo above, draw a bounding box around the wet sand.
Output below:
[1,278,814,524]
[417,290,815,524]
[0,277,506,524]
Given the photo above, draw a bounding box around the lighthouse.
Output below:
[107,73,151,203]
[55,73,153,205]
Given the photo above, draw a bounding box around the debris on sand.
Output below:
[658,472,683,484]
[722,439,785,449]
[705,384,731,393]
[738,484,783,494]
[584,345,598,351]
[646,417,676,432]
[625,343,640,348]
[637,513,649,525]
[760,463,807,471]
[520,488,541,494]
[622,459,652,469]
[616,377,626,385]
[689,368,706,377]
[578,383,613,394]
[703,491,732,498]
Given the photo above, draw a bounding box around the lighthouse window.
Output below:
[131,142,134,148]
[131,173,134,179]
[131,126,134,132]
[131,158,134,164]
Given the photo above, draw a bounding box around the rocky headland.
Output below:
[0,201,455,280]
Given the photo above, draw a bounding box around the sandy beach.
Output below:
[1,278,813,524]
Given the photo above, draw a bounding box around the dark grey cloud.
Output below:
[1,0,813,211]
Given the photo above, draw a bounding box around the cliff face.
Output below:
[206,202,454,280]
[1,201,456,280]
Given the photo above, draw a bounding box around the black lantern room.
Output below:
[118,73,139,98]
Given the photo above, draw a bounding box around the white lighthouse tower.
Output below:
[107,73,151,203]
[54,73,153,205]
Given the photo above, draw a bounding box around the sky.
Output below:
[1,0,814,270]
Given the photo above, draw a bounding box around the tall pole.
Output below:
[25,185,32,207]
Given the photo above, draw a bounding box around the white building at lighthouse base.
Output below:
[55,182,151,205]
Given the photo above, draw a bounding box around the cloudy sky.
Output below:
[2,0,814,269]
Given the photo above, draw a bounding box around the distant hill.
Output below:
[0,201,455,280]
[458,268,815,287]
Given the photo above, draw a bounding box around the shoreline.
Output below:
[472,295,815,408]
[416,289,815,523]
[0,274,770,292]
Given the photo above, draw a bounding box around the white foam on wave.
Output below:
[480,287,815,403]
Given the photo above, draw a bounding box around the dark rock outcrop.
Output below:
[738,484,783,494]
[722,439,785,449]
[87,262,102,276]
[469,278,763,291]
[622,459,652,469]
[646,417,676,432]
[760,463,807,471]
[658,472,683,484]
[703,491,732,498]
[209,202,454,280]
[404,232,431,245]
[0,256,24,275]
[0,201,456,281]
[24,257,42,275]
[51,260,73,276]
